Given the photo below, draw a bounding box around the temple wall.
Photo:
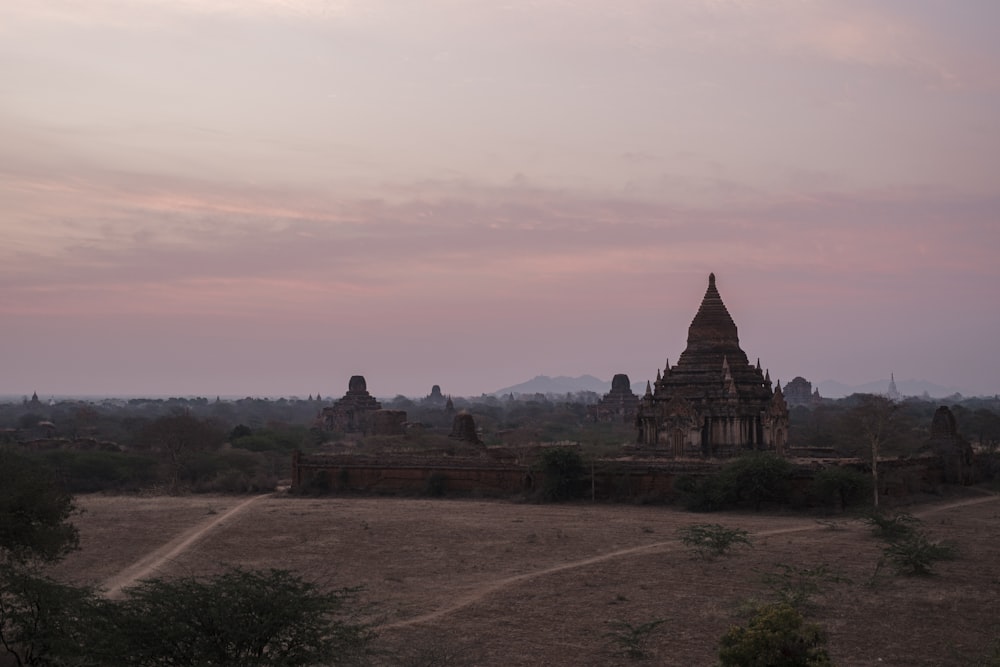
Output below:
[291,452,971,503]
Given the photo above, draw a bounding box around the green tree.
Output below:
[718,602,833,667]
[107,568,375,667]
[0,449,79,564]
[721,452,794,511]
[536,448,586,501]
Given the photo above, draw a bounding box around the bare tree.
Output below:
[851,394,898,507]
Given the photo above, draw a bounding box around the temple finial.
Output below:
[644,380,652,397]
[709,272,716,288]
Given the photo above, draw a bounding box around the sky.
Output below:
[2,0,999,399]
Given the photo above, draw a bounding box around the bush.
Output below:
[719,602,833,667]
[677,524,751,560]
[536,448,586,501]
[809,466,872,510]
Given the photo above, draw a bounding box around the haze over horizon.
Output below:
[2,2,998,400]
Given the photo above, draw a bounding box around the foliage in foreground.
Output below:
[0,448,80,564]
[718,602,833,667]
[0,564,103,666]
[677,524,752,560]
[105,568,375,666]
[1,566,376,667]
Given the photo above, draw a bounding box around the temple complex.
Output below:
[636,274,789,457]
[319,375,383,433]
[589,374,640,423]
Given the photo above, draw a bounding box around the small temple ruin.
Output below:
[784,376,822,407]
[319,375,383,433]
[929,406,974,484]
[636,273,789,457]
[589,374,639,423]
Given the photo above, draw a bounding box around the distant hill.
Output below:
[817,378,968,399]
[492,375,610,397]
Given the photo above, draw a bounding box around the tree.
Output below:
[0,449,79,564]
[809,466,872,511]
[721,452,793,511]
[138,413,225,490]
[107,568,375,667]
[0,565,104,667]
[535,448,586,501]
[850,394,899,508]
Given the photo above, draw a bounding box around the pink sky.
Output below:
[2,1,998,398]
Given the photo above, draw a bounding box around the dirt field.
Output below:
[53,491,1000,666]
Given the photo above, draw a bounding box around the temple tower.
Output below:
[636,274,789,457]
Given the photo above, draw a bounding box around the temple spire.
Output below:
[687,273,739,348]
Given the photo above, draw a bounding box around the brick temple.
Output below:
[636,273,789,457]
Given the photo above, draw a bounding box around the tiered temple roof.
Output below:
[636,274,789,457]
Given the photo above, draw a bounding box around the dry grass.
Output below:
[52,493,1000,666]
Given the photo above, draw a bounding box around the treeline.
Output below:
[1,392,998,495]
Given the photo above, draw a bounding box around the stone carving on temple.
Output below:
[318,375,384,433]
[588,373,640,423]
[635,274,790,457]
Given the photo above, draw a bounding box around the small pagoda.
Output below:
[636,274,788,457]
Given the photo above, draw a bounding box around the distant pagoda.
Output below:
[636,274,789,457]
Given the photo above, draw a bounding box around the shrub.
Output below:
[604,618,666,660]
[719,602,833,667]
[881,532,958,576]
[677,524,751,560]
[863,511,921,541]
[760,563,850,610]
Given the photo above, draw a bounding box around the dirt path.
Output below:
[102,494,268,599]
[385,493,1000,630]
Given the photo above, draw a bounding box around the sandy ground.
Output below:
[52,491,1000,666]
